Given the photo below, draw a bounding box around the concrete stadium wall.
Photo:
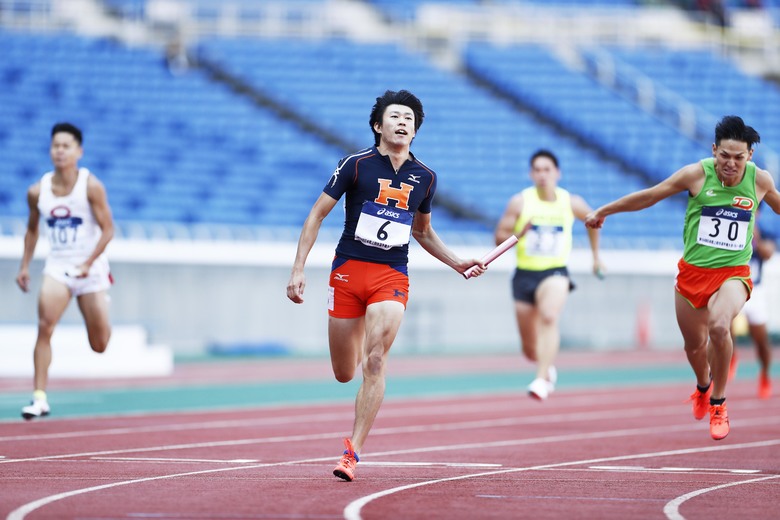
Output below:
[2,237,778,357]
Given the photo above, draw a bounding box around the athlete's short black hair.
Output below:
[529,149,559,169]
[715,115,760,150]
[51,122,83,145]
[369,90,424,146]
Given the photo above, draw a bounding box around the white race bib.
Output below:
[354,201,413,250]
[524,224,565,257]
[696,206,751,251]
[46,214,84,252]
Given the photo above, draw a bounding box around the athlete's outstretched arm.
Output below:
[287,192,339,303]
[585,163,700,229]
[412,211,485,276]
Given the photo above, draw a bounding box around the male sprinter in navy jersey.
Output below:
[287,90,486,481]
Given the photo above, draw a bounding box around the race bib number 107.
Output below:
[696,205,751,251]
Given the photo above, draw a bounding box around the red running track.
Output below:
[0,352,778,520]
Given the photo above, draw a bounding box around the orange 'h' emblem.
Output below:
[375,180,414,210]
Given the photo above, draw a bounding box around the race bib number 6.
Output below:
[354,201,413,250]
[696,205,751,251]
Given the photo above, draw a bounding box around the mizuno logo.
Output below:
[706,189,717,197]
[333,273,349,282]
[407,174,421,184]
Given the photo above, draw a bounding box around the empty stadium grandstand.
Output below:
[2,0,779,245]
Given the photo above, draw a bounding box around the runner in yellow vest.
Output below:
[495,149,604,401]
[586,115,780,441]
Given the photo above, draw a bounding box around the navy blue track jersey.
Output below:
[323,146,437,265]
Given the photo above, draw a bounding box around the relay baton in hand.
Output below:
[462,234,519,279]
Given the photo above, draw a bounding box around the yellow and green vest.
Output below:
[515,187,573,270]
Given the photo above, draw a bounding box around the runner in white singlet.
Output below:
[15,123,115,420]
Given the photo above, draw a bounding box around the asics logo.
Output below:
[715,209,739,218]
[333,273,349,282]
[377,208,401,218]
[705,189,717,197]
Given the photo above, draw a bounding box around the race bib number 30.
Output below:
[697,205,751,251]
[354,201,413,250]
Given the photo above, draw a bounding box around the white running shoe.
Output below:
[22,399,50,420]
[528,377,550,400]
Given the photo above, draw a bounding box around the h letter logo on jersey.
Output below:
[375,180,413,210]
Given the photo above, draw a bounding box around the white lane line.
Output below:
[359,462,502,468]
[7,417,780,520]
[6,455,338,520]
[0,411,355,443]
[663,474,780,520]
[0,431,341,465]
[589,465,762,474]
[0,389,671,443]
[477,494,666,503]
[0,404,690,465]
[91,457,259,464]
[360,415,780,459]
[90,458,496,469]
[343,438,780,520]
[0,404,683,464]
[4,411,780,467]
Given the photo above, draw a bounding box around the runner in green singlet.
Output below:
[585,116,780,441]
